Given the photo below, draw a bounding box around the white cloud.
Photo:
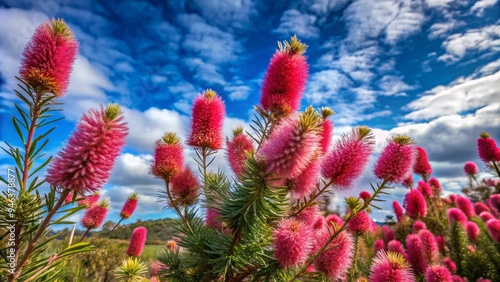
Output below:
[425,0,455,8]
[305,69,351,104]
[274,9,320,39]
[470,0,498,16]
[225,84,251,101]
[191,0,257,31]
[303,0,350,16]
[473,58,500,77]
[377,75,414,96]
[428,21,466,40]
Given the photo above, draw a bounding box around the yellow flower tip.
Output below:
[357,126,374,142]
[232,126,244,136]
[97,198,110,208]
[479,131,490,138]
[277,35,308,55]
[321,107,335,119]
[161,132,180,145]
[129,192,139,200]
[392,134,414,146]
[24,69,59,96]
[203,89,217,100]
[299,106,321,131]
[105,103,121,121]
[386,251,410,268]
[345,196,363,212]
[50,18,74,39]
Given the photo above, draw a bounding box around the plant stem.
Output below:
[493,161,500,178]
[348,235,360,281]
[289,180,333,217]
[164,180,192,233]
[79,228,91,243]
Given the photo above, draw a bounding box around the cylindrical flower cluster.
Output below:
[151,132,184,181]
[374,135,415,184]
[120,192,139,219]
[126,227,147,257]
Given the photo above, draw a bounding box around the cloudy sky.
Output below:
[0,0,499,227]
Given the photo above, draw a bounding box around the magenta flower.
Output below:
[490,194,500,211]
[20,19,78,97]
[479,211,495,222]
[64,192,74,204]
[295,205,319,226]
[463,161,479,176]
[417,181,433,198]
[151,133,184,181]
[442,257,457,273]
[413,220,426,233]
[419,229,438,265]
[46,104,128,194]
[387,240,407,258]
[78,192,100,207]
[382,225,395,243]
[348,211,372,234]
[126,227,147,257]
[226,127,253,176]
[260,111,321,180]
[402,174,414,189]
[314,230,353,280]
[436,235,445,254]
[369,251,415,282]
[312,216,326,231]
[322,126,375,188]
[452,275,465,282]
[273,218,313,268]
[289,158,321,200]
[319,108,334,154]
[120,193,139,219]
[425,265,452,282]
[374,239,385,255]
[477,132,499,163]
[447,208,467,227]
[374,135,415,184]
[474,202,490,215]
[187,89,225,150]
[205,208,223,230]
[360,191,372,201]
[325,213,344,228]
[485,178,500,187]
[406,234,426,275]
[260,36,308,117]
[404,189,427,218]
[413,146,432,177]
[455,196,475,218]
[170,167,199,206]
[428,177,442,193]
[81,199,109,229]
[393,201,404,222]
[486,219,500,243]
[466,221,480,242]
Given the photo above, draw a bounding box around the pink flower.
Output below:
[325,214,344,228]
[64,192,74,204]
[393,201,404,222]
[406,234,426,275]
[413,146,432,177]
[78,192,100,207]
[417,181,433,198]
[289,158,321,200]
[126,227,147,257]
[187,89,225,150]
[226,127,253,176]
[466,221,480,243]
[477,132,499,163]
[319,108,334,154]
[490,194,500,211]
[260,36,308,117]
[428,177,442,193]
[205,208,223,230]
[170,167,199,206]
[404,189,427,218]
[442,258,457,273]
[81,199,109,229]
[295,205,319,226]
[447,208,467,226]
[374,239,385,254]
[474,202,490,215]
[120,193,139,219]
[260,112,321,180]
[485,178,500,187]
[449,194,457,203]
[464,162,479,176]
[20,19,78,97]
[382,225,395,243]
[150,261,167,276]
[369,251,415,282]
[413,220,426,233]
[313,216,326,230]
[151,133,184,181]
[348,211,372,234]
[322,126,375,188]
[476,278,491,282]
[360,191,371,201]
[436,235,445,254]
[273,218,313,268]
[486,219,500,243]
[387,240,406,258]
[419,229,438,265]
[314,229,353,280]
[374,135,415,184]
[425,265,452,282]
[452,275,465,282]
[46,104,128,194]
[455,196,475,218]
[402,174,414,189]
[479,212,495,222]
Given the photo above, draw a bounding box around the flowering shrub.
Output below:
[1,19,500,282]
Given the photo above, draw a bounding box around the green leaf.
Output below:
[14,103,30,129]
[31,156,52,176]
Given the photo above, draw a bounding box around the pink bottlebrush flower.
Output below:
[476,278,491,282]
[273,218,313,268]
[393,201,404,222]
[170,167,199,206]
[485,178,500,187]
[486,219,500,243]
[466,221,480,243]
[260,111,321,180]
[487,199,500,217]
[436,235,445,254]
[443,198,452,205]
[404,189,427,218]
[449,194,457,202]
[374,135,416,184]
[429,177,442,193]
[319,108,334,154]
[322,126,375,188]
[480,211,495,222]
[325,214,344,228]
[306,265,316,273]
[406,234,427,275]
[359,191,371,201]
[402,174,414,189]
[226,127,253,176]
[490,194,500,211]
[426,265,452,282]
[374,239,385,254]
[382,225,395,243]
[463,161,479,176]
[296,205,319,226]
[81,199,109,229]
[452,275,465,282]
[417,181,433,198]
[442,258,457,273]
[150,261,167,276]
[369,251,415,282]
[455,196,475,218]
[46,104,128,194]
[477,132,499,163]
[187,89,225,150]
[419,229,438,265]
[474,202,490,215]
[205,208,223,230]
[65,192,74,204]
[78,192,100,207]
[20,19,78,97]
[126,226,147,257]
[260,36,308,117]
[413,220,426,233]
[314,229,353,280]
[348,211,372,234]
[289,158,321,200]
[120,192,139,219]
[387,240,406,258]
[151,132,184,181]
[413,146,432,177]
[447,208,467,226]
[313,215,326,230]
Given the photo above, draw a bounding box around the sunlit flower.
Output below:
[477,132,500,163]
[404,189,427,218]
[151,132,184,181]
[463,161,479,176]
[406,234,426,275]
[348,211,372,234]
[412,220,426,233]
[374,135,415,184]
[369,251,415,282]
[81,198,109,230]
[226,127,253,176]
[486,219,500,243]
[273,218,313,268]
[393,201,404,222]
[170,167,199,206]
[413,146,432,177]
[126,227,147,257]
[314,229,353,280]
[425,265,452,282]
[120,192,139,219]
[466,221,479,243]
[455,196,475,218]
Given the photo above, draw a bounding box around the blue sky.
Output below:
[0,0,499,227]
